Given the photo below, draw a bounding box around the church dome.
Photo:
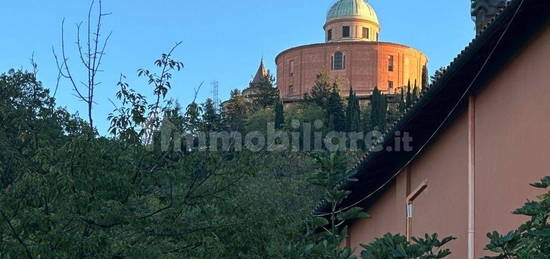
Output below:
[326,0,379,24]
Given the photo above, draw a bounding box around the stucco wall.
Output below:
[407,113,469,258]
[347,177,403,249]
[347,112,469,258]
[473,24,550,257]
[346,25,550,257]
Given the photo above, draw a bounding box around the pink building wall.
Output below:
[347,25,550,258]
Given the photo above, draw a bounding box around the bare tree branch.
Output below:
[52,0,111,128]
[58,19,88,103]
[192,81,204,104]
[29,52,39,77]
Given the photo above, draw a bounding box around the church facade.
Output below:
[275,0,428,103]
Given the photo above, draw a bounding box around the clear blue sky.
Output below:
[1,0,475,134]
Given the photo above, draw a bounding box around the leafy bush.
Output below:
[483,176,550,258]
[360,233,455,259]
[0,66,321,258]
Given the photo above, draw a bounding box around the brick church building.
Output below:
[275,0,428,104]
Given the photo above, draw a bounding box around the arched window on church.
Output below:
[332,51,345,70]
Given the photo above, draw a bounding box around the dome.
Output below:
[326,0,379,24]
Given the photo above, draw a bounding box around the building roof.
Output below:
[317,0,550,218]
[251,58,268,87]
[472,0,508,12]
[326,0,379,24]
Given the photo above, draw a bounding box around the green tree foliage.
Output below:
[360,233,455,259]
[398,87,407,113]
[327,85,346,132]
[369,86,387,131]
[184,101,202,132]
[286,103,327,127]
[305,71,332,108]
[361,104,372,132]
[406,81,413,108]
[386,104,401,129]
[222,89,250,132]
[431,67,446,84]
[412,81,420,104]
[1,20,493,259]
[201,98,222,131]
[245,107,274,133]
[304,72,348,132]
[422,65,429,89]
[345,87,361,132]
[283,103,328,151]
[286,152,368,259]
[253,73,279,109]
[197,151,323,258]
[0,52,273,258]
[483,176,550,258]
[0,59,324,258]
[275,99,285,129]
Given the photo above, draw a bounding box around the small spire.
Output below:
[251,58,268,87]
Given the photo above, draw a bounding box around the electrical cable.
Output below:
[314,0,526,217]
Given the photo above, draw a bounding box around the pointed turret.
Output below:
[250,58,268,88]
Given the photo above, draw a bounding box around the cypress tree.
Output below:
[345,87,361,132]
[387,105,400,128]
[383,95,387,130]
[398,87,406,113]
[362,103,372,132]
[274,99,284,129]
[201,98,222,131]
[422,65,429,89]
[327,84,346,131]
[406,80,413,107]
[370,86,387,131]
[412,80,420,104]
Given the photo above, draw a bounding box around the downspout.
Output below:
[468,96,476,259]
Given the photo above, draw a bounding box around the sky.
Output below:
[0,0,475,134]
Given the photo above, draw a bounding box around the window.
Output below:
[362,27,369,39]
[388,81,394,89]
[327,29,332,41]
[388,55,394,72]
[376,32,379,41]
[342,26,350,38]
[332,51,345,70]
[289,60,295,76]
[288,85,294,95]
